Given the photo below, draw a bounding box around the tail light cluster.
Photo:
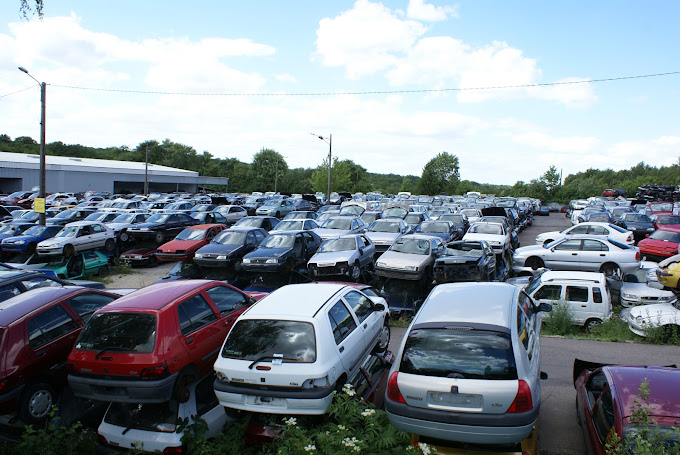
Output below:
[507,380,532,413]
[635,251,641,261]
[386,372,406,403]
[140,364,169,379]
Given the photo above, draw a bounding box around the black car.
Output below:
[0,268,105,302]
[432,240,497,283]
[231,216,280,232]
[242,196,267,216]
[45,208,92,226]
[616,212,655,243]
[438,213,469,237]
[126,212,199,244]
[241,230,322,274]
[193,227,268,270]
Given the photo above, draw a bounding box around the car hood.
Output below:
[366,232,401,243]
[621,283,676,299]
[38,237,70,247]
[196,243,243,256]
[463,233,505,243]
[622,222,655,230]
[630,303,680,322]
[313,228,353,239]
[244,247,292,259]
[106,222,133,231]
[129,222,166,229]
[2,234,43,243]
[435,254,482,265]
[377,251,430,268]
[309,250,356,265]
[158,239,206,253]
[514,245,545,256]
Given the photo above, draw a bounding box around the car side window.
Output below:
[328,301,358,345]
[28,305,78,349]
[516,304,530,352]
[534,285,561,301]
[0,284,22,301]
[177,294,218,336]
[593,388,615,444]
[569,225,588,234]
[566,286,589,302]
[554,239,581,250]
[21,276,63,291]
[593,288,603,303]
[67,293,117,323]
[588,226,607,236]
[586,371,608,407]
[205,286,248,316]
[343,291,374,323]
[582,240,608,251]
[91,224,104,234]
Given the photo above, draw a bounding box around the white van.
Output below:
[523,271,612,331]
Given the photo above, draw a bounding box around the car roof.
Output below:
[184,224,225,229]
[537,270,606,284]
[604,365,680,420]
[97,280,221,311]
[0,286,88,326]
[243,283,348,319]
[415,282,518,329]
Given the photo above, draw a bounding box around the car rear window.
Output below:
[400,328,517,380]
[221,320,316,363]
[76,313,156,353]
[104,401,178,433]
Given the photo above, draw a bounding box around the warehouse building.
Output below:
[0,151,228,194]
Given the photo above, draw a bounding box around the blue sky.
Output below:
[1,0,679,186]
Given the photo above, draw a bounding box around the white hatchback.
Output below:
[213,283,389,415]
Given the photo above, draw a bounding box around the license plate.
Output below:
[318,262,335,267]
[428,391,482,408]
[245,395,286,407]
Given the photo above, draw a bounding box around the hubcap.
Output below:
[29,390,52,418]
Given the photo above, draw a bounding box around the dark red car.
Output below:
[653,214,680,233]
[67,280,263,404]
[637,228,680,261]
[0,286,120,423]
[574,359,680,454]
[155,224,227,262]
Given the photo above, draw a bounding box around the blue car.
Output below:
[0,223,36,247]
[241,230,322,274]
[2,224,63,253]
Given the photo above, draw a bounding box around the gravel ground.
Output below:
[107,261,174,290]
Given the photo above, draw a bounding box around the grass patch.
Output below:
[542,302,579,336]
[590,317,642,342]
[390,316,413,328]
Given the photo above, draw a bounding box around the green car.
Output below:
[40,250,111,280]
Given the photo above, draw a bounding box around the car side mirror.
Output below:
[540,371,549,380]
[374,303,385,311]
[536,303,552,313]
[359,248,364,256]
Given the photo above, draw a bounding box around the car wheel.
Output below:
[349,262,361,281]
[147,255,158,267]
[154,230,165,244]
[275,211,281,218]
[119,231,129,243]
[173,369,194,403]
[526,257,544,270]
[373,321,390,354]
[600,263,620,277]
[104,238,115,252]
[63,244,75,257]
[19,383,55,424]
[98,265,109,277]
[28,242,37,253]
[585,318,602,333]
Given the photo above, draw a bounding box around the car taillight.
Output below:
[507,380,532,413]
[0,380,8,393]
[386,372,406,403]
[163,445,186,454]
[140,364,169,379]
[635,251,640,261]
[97,434,108,446]
[627,234,633,243]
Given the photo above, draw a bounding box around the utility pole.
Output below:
[145,144,149,195]
[326,134,332,204]
[275,157,279,193]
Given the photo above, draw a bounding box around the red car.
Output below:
[653,214,680,233]
[155,223,227,262]
[574,359,680,454]
[648,201,675,217]
[637,228,680,261]
[0,286,120,423]
[67,280,263,404]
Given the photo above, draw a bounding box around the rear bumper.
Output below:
[68,371,178,403]
[375,267,423,280]
[214,380,335,415]
[156,252,192,262]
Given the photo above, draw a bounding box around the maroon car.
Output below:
[637,228,680,261]
[155,224,226,262]
[0,286,120,423]
[574,359,680,454]
[653,214,680,233]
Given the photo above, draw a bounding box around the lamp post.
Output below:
[311,133,332,204]
[18,67,46,226]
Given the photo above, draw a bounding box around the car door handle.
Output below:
[581,305,587,308]
[186,337,194,345]
[599,254,606,257]
[35,349,46,357]
[363,323,367,329]
[339,346,345,353]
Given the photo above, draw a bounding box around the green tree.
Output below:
[19,0,43,18]
[540,165,561,192]
[0,134,11,143]
[310,157,351,194]
[14,136,36,145]
[251,148,287,192]
[419,152,460,195]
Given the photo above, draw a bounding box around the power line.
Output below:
[0,84,39,99]
[2,71,680,99]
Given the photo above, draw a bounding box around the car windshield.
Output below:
[164,203,184,210]
[588,214,610,222]
[55,226,78,238]
[460,209,479,217]
[104,402,178,433]
[321,218,352,230]
[417,223,450,234]
[495,200,516,208]
[468,223,502,235]
[234,218,261,227]
[0,225,20,235]
[112,214,135,223]
[261,234,294,249]
[147,214,170,223]
[441,214,465,224]
[404,214,422,224]
[369,221,401,233]
[657,216,680,225]
[53,210,75,219]
[262,200,279,207]
[443,243,485,258]
[275,220,304,231]
[214,231,247,245]
[85,213,106,221]
[76,313,156,353]
[624,214,651,223]
[649,230,680,242]
[20,212,40,221]
[650,203,674,212]
[318,237,356,253]
[174,228,207,241]
[391,238,430,255]
[382,208,407,218]
[400,328,517,380]
[287,212,308,219]
[22,225,49,236]
[221,319,316,363]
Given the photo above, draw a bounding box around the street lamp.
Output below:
[311,133,332,204]
[18,67,46,226]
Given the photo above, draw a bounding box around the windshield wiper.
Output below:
[248,355,299,369]
[95,346,134,359]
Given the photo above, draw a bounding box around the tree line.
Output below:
[1,134,678,202]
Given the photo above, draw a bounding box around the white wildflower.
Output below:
[337,424,346,431]
[361,408,376,417]
[304,444,316,452]
[283,417,297,426]
[418,442,432,455]
[342,383,356,396]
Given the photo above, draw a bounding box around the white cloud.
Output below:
[512,132,600,153]
[275,73,297,83]
[406,0,458,21]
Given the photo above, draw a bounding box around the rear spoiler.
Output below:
[573,358,677,387]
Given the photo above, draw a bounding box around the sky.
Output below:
[1,0,679,186]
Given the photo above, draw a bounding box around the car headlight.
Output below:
[242,258,252,264]
[376,261,386,267]
[404,265,417,271]
[635,315,643,322]
[15,240,25,245]
[266,258,279,264]
[659,295,675,302]
[621,293,636,299]
[216,255,227,260]
[194,253,204,258]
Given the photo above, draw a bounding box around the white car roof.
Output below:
[243,283,349,319]
[536,270,606,284]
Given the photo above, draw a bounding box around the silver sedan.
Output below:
[307,234,375,280]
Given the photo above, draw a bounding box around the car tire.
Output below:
[585,318,601,333]
[98,265,109,277]
[600,263,620,277]
[28,242,37,253]
[275,211,281,218]
[173,369,195,404]
[154,231,165,244]
[63,244,75,257]
[104,238,115,252]
[19,382,55,424]
[373,321,390,355]
[526,257,544,270]
[119,231,129,243]
[350,262,361,281]
[147,255,158,267]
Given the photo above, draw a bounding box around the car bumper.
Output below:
[309,264,352,278]
[385,400,537,445]
[0,384,25,415]
[375,267,424,280]
[193,257,238,268]
[120,255,154,266]
[155,252,193,262]
[241,262,287,273]
[36,245,64,255]
[213,380,335,415]
[68,371,179,403]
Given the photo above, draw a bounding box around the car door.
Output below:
[565,285,590,325]
[342,290,382,355]
[579,239,609,271]
[89,223,108,249]
[165,214,181,237]
[358,235,375,267]
[75,225,95,250]
[327,299,365,375]
[580,370,614,455]
[175,292,224,371]
[548,239,582,269]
